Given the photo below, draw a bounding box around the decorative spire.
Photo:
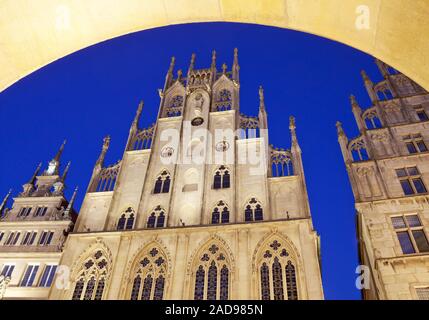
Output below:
[336,121,345,137]
[232,48,240,82]
[360,70,372,84]
[177,69,182,81]
[350,94,360,109]
[131,100,143,130]
[0,189,12,215]
[63,186,78,218]
[96,135,110,167]
[188,53,196,74]
[28,162,42,184]
[168,56,175,74]
[289,116,298,143]
[259,85,265,111]
[54,140,66,162]
[61,161,71,181]
[211,50,216,69]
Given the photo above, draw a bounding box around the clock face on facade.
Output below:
[161,146,174,158]
[215,141,230,152]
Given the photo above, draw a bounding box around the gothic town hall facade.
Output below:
[0,49,324,300]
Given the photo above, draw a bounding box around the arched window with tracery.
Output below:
[117,207,135,230]
[147,205,166,228]
[129,245,168,300]
[213,165,230,189]
[256,239,298,300]
[94,162,120,192]
[71,249,110,300]
[192,243,232,300]
[271,148,293,177]
[130,124,154,151]
[165,95,184,117]
[244,198,263,222]
[211,200,229,224]
[215,89,232,112]
[154,170,171,194]
[363,109,382,129]
[349,138,370,161]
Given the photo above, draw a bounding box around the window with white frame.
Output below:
[18,207,32,218]
[21,231,37,246]
[39,265,57,287]
[20,264,39,287]
[38,231,54,246]
[403,134,428,154]
[5,231,21,246]
[1,264,15,278]
[395,167,427,195]
[34,207,48,217]
[391,214,429,254]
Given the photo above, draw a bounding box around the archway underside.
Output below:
[1,0,428,93]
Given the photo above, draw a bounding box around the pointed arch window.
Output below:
[71,250,110,300]
[213,165,230,189]
[257,239,298,300]
[154,170,171,194]
[349,138,370,161]
[117,207,135,230]
[271,148,293,177]
[211,201,229,224]
[215,89,232,112]
[147,206,166,228]
[129,246,168,300]
[244,198,263,222]
[192,243,231,300]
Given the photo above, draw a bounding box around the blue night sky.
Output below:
[0,22,388,300]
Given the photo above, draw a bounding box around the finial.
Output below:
[350,94,360,107]
[336,121,345,136]
[132,100,144,129]
[177,69,182,80]
[63,186,78,218]
[232,48,240,82]
[61,161,71,181]
[259,85,265,110]
[28,162,42,184]
[189,53,196,70]
[289,115,296,129]
[54,140,67,161]
[360,70,372,83]
[169,56,175,71]
[96,135,110,166]
[0,189,12,214]
[222,63,227,74]
[211,50,216,69]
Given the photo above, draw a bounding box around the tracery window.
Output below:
[131,124,154,151]
[211,200,229,224]
[244,198,263,222]
[193,243,231,300]
[117,207,135,230]
[349,138,370,161]
[147,205,166,228]
[271,148,293,177]
[165,95,184,117]
[239,114,260,139]
[215,89,232,112]
[213,165,230,189]
[95,162,120,192]
[154,170,171,194]
[258,239,298,300]
[129,246,167,300]
[71,249,110,300]
[363,109,382,129]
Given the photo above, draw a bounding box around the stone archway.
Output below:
[1,0,428,93]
